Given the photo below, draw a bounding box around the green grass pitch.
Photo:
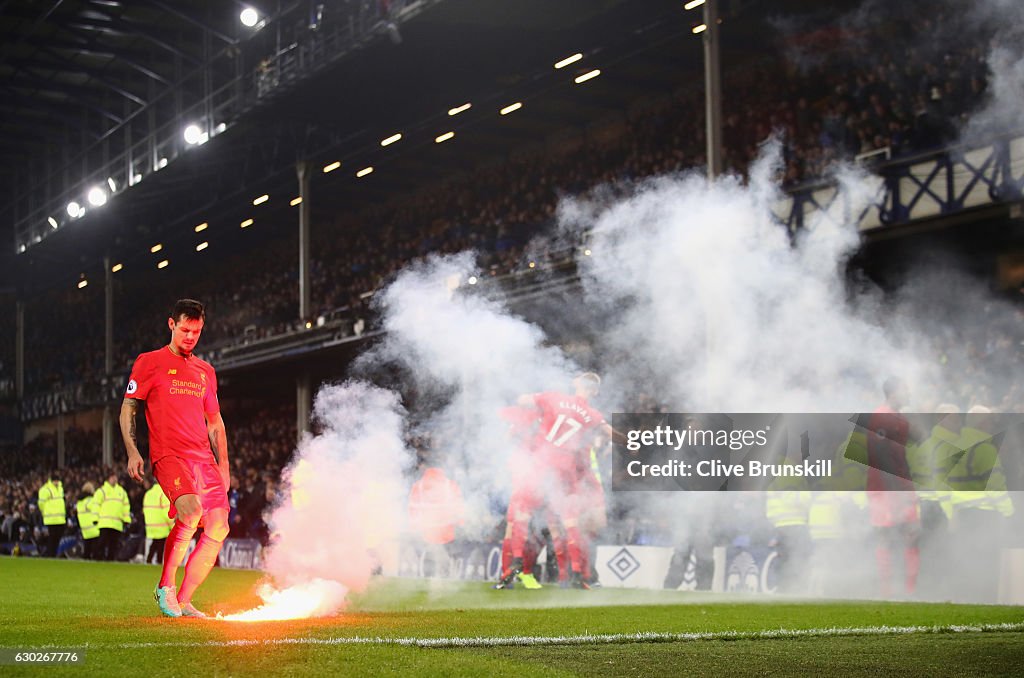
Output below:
[1,557,1022,677]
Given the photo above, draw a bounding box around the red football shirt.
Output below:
[865,403,918,526]
[529,392,606,474]
[125,347,220,464]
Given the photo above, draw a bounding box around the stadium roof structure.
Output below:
[0,0,837,295]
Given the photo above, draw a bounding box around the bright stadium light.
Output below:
[157,259,169,269]
[48,216,58,229]
[87,186,107,207]
[692,23,707,34]
[448,103,472,116]
[195,222,208,233]
[435,131,455,144]
[67,201,82,218]
[240,7,259,27]
[528,261,536,269]
[584,248,592,256]
[500,102,522,115]
[290,196,302,206]
[356,166,374,178]
[380,133,402,147]
[575,69,601,84]
[253,194,269,206]
[554,53,583,69]
[157,157,168,169]
[111,263,123,273]
[323,161,341,173]
[684,0,706,9]
[78,279,88,289]
[241,218,254,228]
[107,177,117,192]
[467,275,478,285]
[151,244,162,253]
[196,241,209,252]
[183,124,203,145]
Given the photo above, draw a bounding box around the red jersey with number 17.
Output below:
[530,392,606,473]
[125,347,220,464]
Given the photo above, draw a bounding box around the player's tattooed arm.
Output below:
[207,411,230,486]
[120,398,145,482]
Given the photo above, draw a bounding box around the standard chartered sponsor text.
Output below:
[169,379,204,398]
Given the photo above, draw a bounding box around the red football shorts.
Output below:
[153,456,229,520]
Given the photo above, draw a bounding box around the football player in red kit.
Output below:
[121,299,230,618]
[498,372,612,589]
[865,377,920,598]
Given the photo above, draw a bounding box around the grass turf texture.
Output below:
[1,557,1022,677]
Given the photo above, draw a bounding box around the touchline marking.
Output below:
[17,622,1024,651]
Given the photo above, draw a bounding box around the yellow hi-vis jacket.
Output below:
[948,426,1014,517]
[808,491,842,540]
[38,480,66,526]
[907,423,958,520]
[143,484,174,540]
[89,481,131,531]
[765,472,811,528]
[76,496,100,540]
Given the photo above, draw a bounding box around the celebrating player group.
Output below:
[496,372,612,590]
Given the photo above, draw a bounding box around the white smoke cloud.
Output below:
[562,145,931,413]
[242,382,413,618]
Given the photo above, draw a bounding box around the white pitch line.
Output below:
[19,621,1024,651]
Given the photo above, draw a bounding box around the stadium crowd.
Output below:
[8,2,1001,398]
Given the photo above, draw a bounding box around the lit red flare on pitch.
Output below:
[218,579,348,622]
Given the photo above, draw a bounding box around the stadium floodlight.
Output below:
[467,275,478,285]
[500,102,523,115]
[48,216,58,229]
[684,0,706,9]
[151,243,162,253]
[323,161,341,173]
[528,261,536,269]
[290,196,302,206]
[240,7,259,27]
[356,166,374,178]
[157,157,168,169]
[87,186,107,207]
[111,263,123,273]
[196,241,209,252]
[305,321,312,329]
[184,124,203,145]
[692,23,707,34]
[107,177,117,192]
[253,194,269,206]
[554,53,583,69]
[584,248,592,256]
[67,201,82,218]
[448,103,471,116]
[130,173,142,185]
[574,69,601,84]
[380,133,402,147]
[195,222,208,233]
[435,131,455,144]
[157,259,169,269]
[78,279,88,289]
[241,218,254,228]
